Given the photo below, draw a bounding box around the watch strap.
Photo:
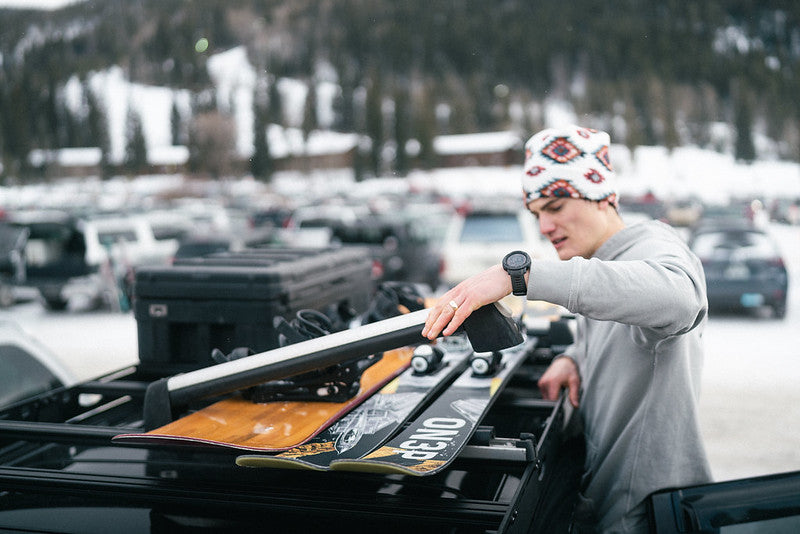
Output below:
[510,271,527,296]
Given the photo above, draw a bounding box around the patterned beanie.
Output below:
[522,125,618,208]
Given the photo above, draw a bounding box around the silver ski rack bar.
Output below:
[143,302,523,429]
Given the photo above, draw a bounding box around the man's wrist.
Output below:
[502,250,531,296]
[552,353,577,369]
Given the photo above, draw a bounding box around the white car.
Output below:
[0,320,77,407]
[440,206,556,288]
[80,215,178,270]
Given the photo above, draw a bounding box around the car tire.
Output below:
[0,283,14,308]
[43,296,69,311]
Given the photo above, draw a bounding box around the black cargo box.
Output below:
[133,247,373,376]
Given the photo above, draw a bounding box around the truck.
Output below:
[4,210,178,311]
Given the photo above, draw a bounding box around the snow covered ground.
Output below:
[698,222,800,481]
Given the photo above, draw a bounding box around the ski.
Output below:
[328,339,530,476]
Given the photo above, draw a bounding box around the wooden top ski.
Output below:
[113,347,412,452]
[236,343,473,470]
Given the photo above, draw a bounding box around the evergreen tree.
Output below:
[60,96,81,148]
[86,88,112,178]
[352,137,367,183]
[268,79,284,126]
[4,0,800,174]
[4,81,33,178]
[43,78,60,149]
[413,83,438,170]
[302,82,317,141]
[734,87,756,162]
[365,71,384,177]
[333,62,358,132]
[124,106,148,175]
[171,99,183,146]
[251,93,272,181]
[393,82,410,176]
[340,77,356,132]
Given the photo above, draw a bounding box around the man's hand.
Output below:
[422,265,512,340]
[538,355,581,408]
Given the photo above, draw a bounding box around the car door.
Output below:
[648,470,800,533]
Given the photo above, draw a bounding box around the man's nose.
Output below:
[538,213,555,234]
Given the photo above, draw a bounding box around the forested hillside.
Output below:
[1,0,799,180]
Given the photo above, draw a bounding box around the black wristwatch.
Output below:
[502,250,531,296]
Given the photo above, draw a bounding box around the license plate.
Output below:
[724,264,749,280]
[740,293,764,308]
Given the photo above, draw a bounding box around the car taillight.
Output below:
[768,257,785,268]
[371,259,384,279]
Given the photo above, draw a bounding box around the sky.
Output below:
[0,0,84,10]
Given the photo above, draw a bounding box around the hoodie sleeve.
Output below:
[528,234,707,338]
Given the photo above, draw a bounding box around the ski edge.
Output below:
[236,455,329,471]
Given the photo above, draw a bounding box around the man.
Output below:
[422,125,712,533]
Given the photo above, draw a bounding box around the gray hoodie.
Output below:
[529,220,712,533]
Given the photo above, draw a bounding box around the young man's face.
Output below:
[527,197,615,260]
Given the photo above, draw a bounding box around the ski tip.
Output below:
[328,460,417,476]
[236,455,326,471]
[110,433,137,443]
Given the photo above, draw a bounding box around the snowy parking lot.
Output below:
[3,222,799,484]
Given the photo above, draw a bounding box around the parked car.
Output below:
[693,200,756,231]
[142,209,195,242]
[7,210,177,310]
[0,320,77,408]
[689,222,788,318]
[249,206,295,229]
[331,213,446,290]
[284,203,446,289]
[440,205,556,288]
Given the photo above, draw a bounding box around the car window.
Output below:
[407,215,449,245]
[151,225,188,241]
[97,230,138,246]
[459,214,523,243]
[297,218,335,229]
[22,224,77,266]
[691,230,778,260]
[0,344,64,407]
[332,224,392,245]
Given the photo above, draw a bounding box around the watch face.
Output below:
[505,253,528,268]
